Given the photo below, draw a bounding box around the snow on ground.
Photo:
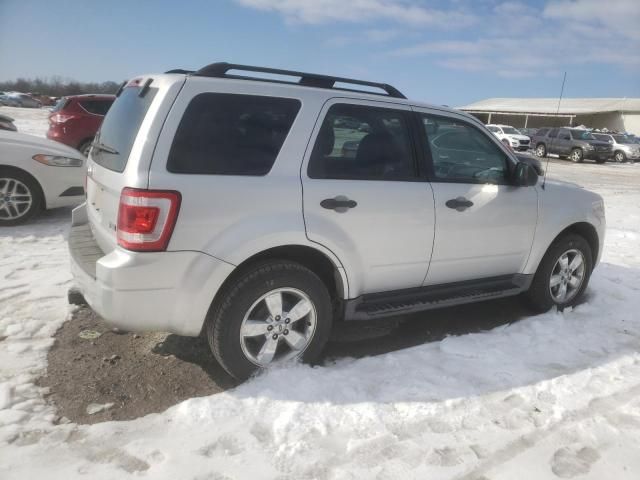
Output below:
[0,106,50,138]
[1,110,640,479]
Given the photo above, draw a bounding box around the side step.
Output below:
[344,274,531,321]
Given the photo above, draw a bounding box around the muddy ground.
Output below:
[40,295,534,424]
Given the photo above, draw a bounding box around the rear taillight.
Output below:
[117,188,181,252]
[50,113,73,124]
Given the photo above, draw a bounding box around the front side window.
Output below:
[420,114,509,184]
[168,93,300,176]
[559,129,571,140]
[548,128,559,138]
[308,103,416,181]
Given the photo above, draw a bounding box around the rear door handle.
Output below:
[321,196,357,211]
[445,196,474,211]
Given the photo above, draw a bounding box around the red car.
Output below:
[47,94,115,156]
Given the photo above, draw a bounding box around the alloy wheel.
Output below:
[536,145,546,157]
[549,248,586,304]
[239,287,317,367]
[0,177,33,221]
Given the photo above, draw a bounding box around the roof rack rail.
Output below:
[165,69,195,74]
[193,62,406,99]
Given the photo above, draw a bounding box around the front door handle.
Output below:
[446,196,474,211]
[321,196,357,211]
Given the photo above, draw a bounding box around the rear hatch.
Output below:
[86,76,181,254]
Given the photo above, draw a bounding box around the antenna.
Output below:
[542,72,566,190]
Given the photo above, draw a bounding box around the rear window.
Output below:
[92,87,157,173]
[79,99,114,116]
[167,93,301,175]
[51,98,69,112]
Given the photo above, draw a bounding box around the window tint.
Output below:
[487,126,500,133]
[559,129,571,140]
[92,87,157,173]
[80,99,114,116]
[536,128,549,136]
[167,93,300,176]
[569,129,595,140]
[308,104,415,180]
[548,128,559,138]
[52,98,69,112]
[421,114,509,184]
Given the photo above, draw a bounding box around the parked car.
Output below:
[486,124,531,151]
[0,92,20,107]
[8,93,41,108]
[0,130,85,225]
[518,128,538,138]
[531,127,612,163]
[47,94,115,156]
[68,63,605,381]
[0,114,17,132]
[592,133,639,163]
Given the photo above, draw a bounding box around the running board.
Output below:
[344,274,532,321]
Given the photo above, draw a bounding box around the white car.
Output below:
[69,63,605,380]
[487,124,531,151]
[0,130,86,225]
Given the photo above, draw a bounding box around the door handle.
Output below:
[321,196,357,211]
[445,197,474,211]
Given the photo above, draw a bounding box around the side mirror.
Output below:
[514,161,539,186]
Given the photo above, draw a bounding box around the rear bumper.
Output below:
[69,204,234,336]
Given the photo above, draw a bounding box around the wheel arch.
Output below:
[550,222,599,265]
[0,164,46,209]
[201,244,348,336]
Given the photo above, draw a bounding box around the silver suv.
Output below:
[69,63,605,380]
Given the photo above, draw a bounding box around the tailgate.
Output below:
[85,75,184,253]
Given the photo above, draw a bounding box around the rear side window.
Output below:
[79,99,114,116]
[167,93,301,176]
[92,87,157,173]
[308,103,416,181]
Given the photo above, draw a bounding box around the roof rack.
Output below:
[192,62,406,99]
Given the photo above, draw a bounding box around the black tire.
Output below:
[614,151,626,163]
[78,139,93,158]
[523,234,593,313]
[205,260,333,380]
[0,168,42,226]
[535,143,546,158]
[570,148,584,163]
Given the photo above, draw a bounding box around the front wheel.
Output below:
[570,148,584,163]
[0,170,42,226]
[614,151,626,163]
[205,260,333,380]
[523,234,593,312]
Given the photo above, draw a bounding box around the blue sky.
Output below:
[1,0,638,105]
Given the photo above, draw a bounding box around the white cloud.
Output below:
[235,0,476,26]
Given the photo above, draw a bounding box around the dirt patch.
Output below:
[38,307,237,424]
[40,295,531,425]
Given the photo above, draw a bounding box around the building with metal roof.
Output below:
[459,98,640,135]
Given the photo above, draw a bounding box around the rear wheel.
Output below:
[570,148,584,163]
[205,260,333,380]
[0,169,42,226]
[614,151,626,163]
[523,234,593,312]
[535,144,546,157]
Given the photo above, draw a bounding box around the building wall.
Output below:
[466,110,640,134]
[622,113,640,135]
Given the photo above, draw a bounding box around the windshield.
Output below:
[570,129,596,141]
[92,86,157,173]
[502,127,520,134]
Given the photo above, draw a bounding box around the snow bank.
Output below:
[0,109,639,479]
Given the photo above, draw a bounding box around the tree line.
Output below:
[0,77,121,97]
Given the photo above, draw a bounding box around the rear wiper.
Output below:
[93,142,119,155]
